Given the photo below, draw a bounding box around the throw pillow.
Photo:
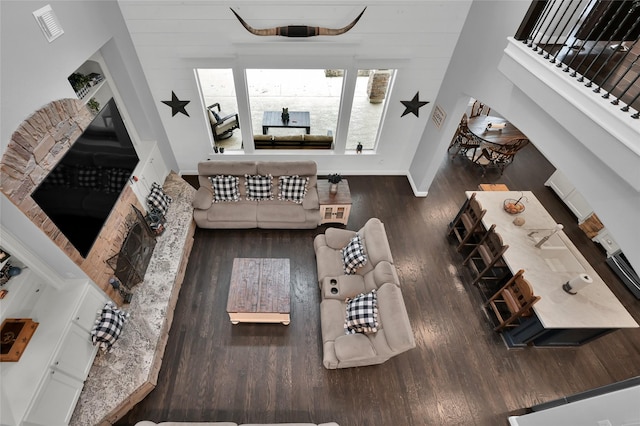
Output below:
[210,175,240,202]
[244,174,273,201]
[345,289,379,334]
[91,302,130,353]
[278,175,309,204]
[340,234,368,275]
[147,182,172,216]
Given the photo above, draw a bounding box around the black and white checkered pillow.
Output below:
[340,234,368,275]
[210,175,240,202]
[147,182,172,216]
[345,289,378,334]
[244,174,273,201]
[278,175,309,204]
[91,302,130,353]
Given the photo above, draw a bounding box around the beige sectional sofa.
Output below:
[136,422,338,426]
[313,218,416,369]
[192,160,320,229]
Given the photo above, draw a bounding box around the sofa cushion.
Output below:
[360,218,394,265]
[344,290,379,334]
[278,175,309,204]
[207,200,257,222]
[210,175,240,202]
[376,283,415,352]
[244,174,273,201]
[340,234,367,274]
[192,187,214,209]
[257,202,307,223]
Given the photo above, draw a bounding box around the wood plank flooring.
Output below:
[116,145,640,426]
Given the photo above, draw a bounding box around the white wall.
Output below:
[509,385,640,426]
[117,1,473,174]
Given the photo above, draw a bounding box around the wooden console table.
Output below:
[318,179,352,225]
[70,173,196,425]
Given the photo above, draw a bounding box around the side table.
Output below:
[317,179,352,225]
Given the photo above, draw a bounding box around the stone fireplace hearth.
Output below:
[0,98,143,303]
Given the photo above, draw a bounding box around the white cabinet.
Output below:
[545,170,619,255]
[51,323,98,382]
[545,170,593,221]
[23,370,83,426]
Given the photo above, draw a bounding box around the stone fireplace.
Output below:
[0,98,143,303]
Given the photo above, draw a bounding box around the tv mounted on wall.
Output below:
[32,98,139,258]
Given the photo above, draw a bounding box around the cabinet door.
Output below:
[564,190,594,221]
[53,322,97,381]
[23,370,83,426]
[73,285,107,332]
[545,170,575,199]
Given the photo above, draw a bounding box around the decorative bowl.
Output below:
[503,198,525,215]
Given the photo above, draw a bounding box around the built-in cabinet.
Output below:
[0,236,108,426]
[545,170,620,255]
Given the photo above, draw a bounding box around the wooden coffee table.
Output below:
[226,258,291,325]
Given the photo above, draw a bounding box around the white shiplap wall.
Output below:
[117,1,472,173]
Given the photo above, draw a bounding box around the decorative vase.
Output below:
[330,183,338,194]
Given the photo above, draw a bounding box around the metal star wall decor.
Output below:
[400,92,430,117]
[162,91,190,117]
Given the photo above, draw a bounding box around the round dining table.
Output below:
[466,115,526,144]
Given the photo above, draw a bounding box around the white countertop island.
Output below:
[466,191,637,345]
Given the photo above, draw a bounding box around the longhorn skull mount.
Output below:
[230,7,366,37]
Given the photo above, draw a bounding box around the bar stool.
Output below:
[485,269,540,331]
[448,193,486,254]
[463,226,509,286]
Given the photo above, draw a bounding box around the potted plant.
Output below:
[87,98,100,115]
[327,173,342,194]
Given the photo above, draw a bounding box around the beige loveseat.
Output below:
[136,422,338,426]
[192,160,320,229]
[313,218,415,369]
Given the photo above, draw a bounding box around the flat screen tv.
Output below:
[32,97,139,258]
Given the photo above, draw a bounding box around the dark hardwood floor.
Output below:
[117,145,640,426]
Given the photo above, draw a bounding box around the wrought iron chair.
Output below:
[472,138,530,176]
[470,100,490,117]
[448,114,482,161]
[207,103,240,142]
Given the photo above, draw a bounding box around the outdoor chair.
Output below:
[207,103,240,142]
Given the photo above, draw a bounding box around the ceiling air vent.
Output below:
[33,5,64,43]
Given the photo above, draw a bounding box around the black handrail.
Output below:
[517,0,640,118]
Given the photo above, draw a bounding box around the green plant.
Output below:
[68,72,90,92]
[328,173,342,184]
[87,98,100,114]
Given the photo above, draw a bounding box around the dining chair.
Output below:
[485,269,540,331]
[448,114,482,161]
[472,138,530,176]
[463,226,510,286]
[448,193,487,253]
[470,100,491,117]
